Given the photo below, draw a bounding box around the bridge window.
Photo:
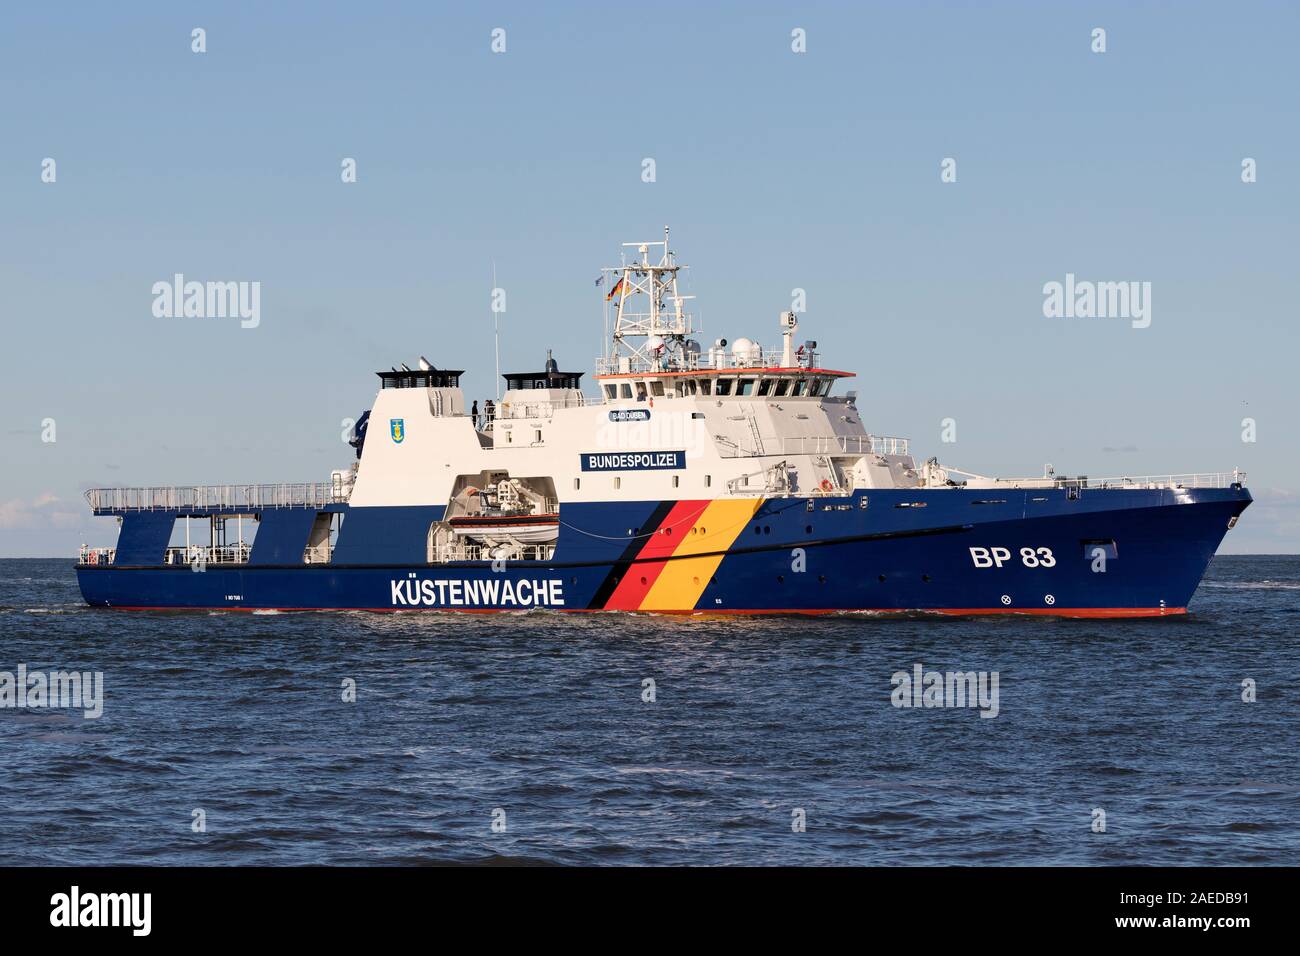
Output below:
[619,383,632,399]
[716,379,733,396]
[604,384,617,400]
[650,381,665,397]
[736,379,755,396]
[774,379,790,397]
[698,379,711,395]
[757,379,773,397]
[792,379,808,396]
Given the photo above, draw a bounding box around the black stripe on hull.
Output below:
[585,500,677,609]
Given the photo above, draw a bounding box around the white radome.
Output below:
[731,337,761,364]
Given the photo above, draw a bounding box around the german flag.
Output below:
[605,276,628,302]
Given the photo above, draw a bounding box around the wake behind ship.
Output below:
[77,230,1251,616]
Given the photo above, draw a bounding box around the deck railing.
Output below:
[85,482,347,513]
[303,544,333,564]
[1083,471,1246,490]
[490,395,591,423]
[432,542,556,563]
[164,544,253,566]
[716,434,911,459]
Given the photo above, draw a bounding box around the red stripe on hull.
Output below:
[97,605,1189,618]
[600,499,707,611]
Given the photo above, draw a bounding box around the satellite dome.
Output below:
[731,337,761,365]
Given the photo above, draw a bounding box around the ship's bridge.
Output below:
[594,338,853,402]
[594,365,853,402]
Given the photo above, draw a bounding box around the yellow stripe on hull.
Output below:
[639,498,763,611]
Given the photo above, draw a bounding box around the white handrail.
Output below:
[715,434,911,459]
[1084,471,1245,490]
[950,469,1247,491]
[163,544,253,566]
[493,395,592,421]
[85,482,348,513]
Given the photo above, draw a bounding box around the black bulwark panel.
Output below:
[248,510,319,565]
[330,505,442,565]
[113,512,175,565]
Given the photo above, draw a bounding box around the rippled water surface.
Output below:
[1,556,1297,865]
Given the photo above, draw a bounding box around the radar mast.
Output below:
[599,226,698,374]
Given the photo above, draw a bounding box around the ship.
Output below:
[76,229,1251,616]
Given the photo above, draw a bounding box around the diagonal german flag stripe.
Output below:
[639,498,763,611]
[602,500,709,610]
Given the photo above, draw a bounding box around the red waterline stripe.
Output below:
[99,605,1188,618]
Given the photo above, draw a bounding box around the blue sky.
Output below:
[2,1,1297,556]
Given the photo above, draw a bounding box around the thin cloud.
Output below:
[0,493,81,531]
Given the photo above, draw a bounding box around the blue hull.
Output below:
[77,486,1251,616]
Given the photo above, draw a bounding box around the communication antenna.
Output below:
[492,260,501,401]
